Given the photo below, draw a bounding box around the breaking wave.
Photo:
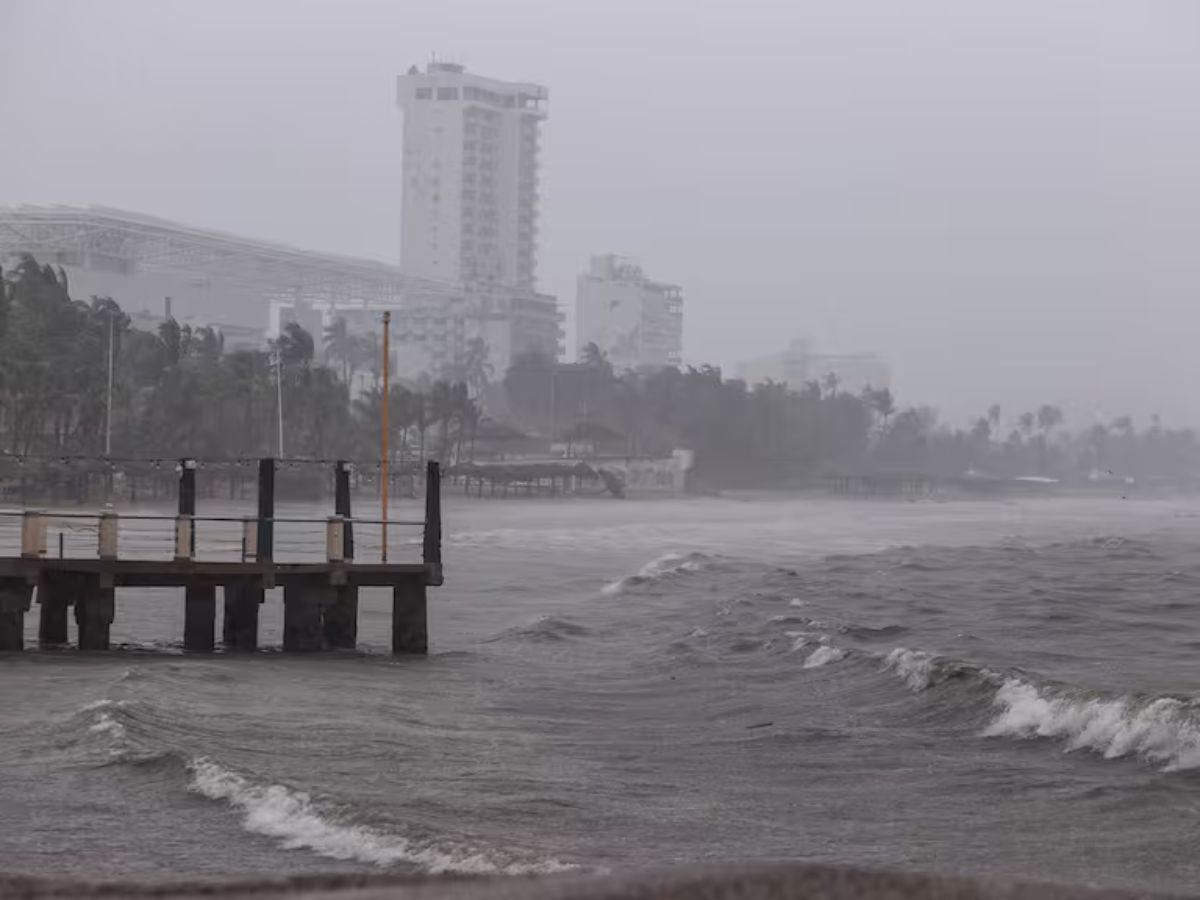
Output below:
[983,679,1200,771]
[601,552,710,596]
[187,758,574,875]
[874,647,1200,772]
[802,646,847,669]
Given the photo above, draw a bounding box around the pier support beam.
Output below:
[283,577,327,652]
[75,577,114,650]
[392,577,427,655]
[0,579,33,651]
[38,573,73,646]
[223,581,261,651]
[323,586,358,649]
[184,584,216,653]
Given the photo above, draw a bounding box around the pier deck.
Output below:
[0,458,443,655]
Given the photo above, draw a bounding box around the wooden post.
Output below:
[257,458,274,564]
[325,459,359,648]
[326,517,345,562]
[241,517,258,562]
[21,512,46,559]
[98,512,118,560]
[174,516,193,561]
[423,460,443,585]
[334,460,353,560]
[184,584,216,652]
[392,576,427,655]
[179,457,197,557]
[381,311,391,563]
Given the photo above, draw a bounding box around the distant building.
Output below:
[575,255,683,371]
[738,338,890,394]
[0,205,562,382]
[397,62,547,291]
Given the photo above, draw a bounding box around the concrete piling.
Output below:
[323,586,358,649]
[0,579,33,651]
[37,573,72,646]
[222,581,261,651]
[184,584,216,653]
[75,576,114,650]
[392,577,428,654]
[283,577,327,652]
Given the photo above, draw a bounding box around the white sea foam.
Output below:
[802,646,846,669]
[601,552,702,596]
[88,712,126,739]
[883,648,938,690]
[983,678,1200,771]
[187,758,574,874]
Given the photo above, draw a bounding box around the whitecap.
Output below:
[802,646,847,669]
[983,679,1200,771]
[187,758,574,874]
[883,647,937,691]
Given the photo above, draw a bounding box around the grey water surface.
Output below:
[4,494,1200,892]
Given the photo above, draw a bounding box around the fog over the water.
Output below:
[2,0,1197,425]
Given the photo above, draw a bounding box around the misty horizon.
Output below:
[2,0,1198,428]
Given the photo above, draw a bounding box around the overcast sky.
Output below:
[2,0,1198,427]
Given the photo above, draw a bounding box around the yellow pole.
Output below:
[381,311,390,563]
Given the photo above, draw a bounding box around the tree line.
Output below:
[3,255,1199,489]
[503,344,1200,487]
[0,256,479,467]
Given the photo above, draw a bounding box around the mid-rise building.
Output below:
[575,255,682,371]
[738,338,891,394]
[397,62,547,291]
[0,206,562,384]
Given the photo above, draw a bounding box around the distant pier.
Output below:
[0,459,443,654]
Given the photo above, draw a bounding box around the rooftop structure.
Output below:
[397,62,547,290]
[0,205,562,378]
[576,254,683,371]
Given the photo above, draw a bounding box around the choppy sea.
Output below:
[5,493,1200,892]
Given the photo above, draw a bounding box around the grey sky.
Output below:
[2,0,1198,427]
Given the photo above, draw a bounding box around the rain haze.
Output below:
[13,4,1200,897]
[3,0,1198,426]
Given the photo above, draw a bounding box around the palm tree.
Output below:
[323,317,355,383]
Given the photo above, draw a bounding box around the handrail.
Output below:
[0,510,424,525]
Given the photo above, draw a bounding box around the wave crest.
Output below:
[187,758,574,874]
[601,552,710,596]
[984,679,1200,771]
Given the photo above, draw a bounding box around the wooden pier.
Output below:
[0,459,443,655]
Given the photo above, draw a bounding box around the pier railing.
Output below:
[0,510,426,565]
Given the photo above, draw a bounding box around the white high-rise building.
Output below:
[576,254,683,371]
[397,62,547,290]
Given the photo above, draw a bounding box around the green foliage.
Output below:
[0,257,479,464]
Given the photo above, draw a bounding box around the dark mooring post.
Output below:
[257,457,274,564]
[74,575,114,651]
[0,578,33,651]
[323,460,358,649]
[423,460,443,586]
